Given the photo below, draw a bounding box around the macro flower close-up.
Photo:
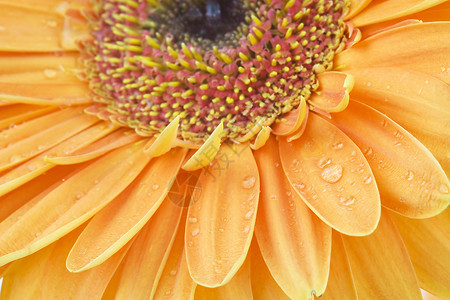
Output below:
[0,0,449,299]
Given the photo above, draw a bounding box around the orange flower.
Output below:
[0,0,449,299]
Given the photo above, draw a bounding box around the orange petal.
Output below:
[350,0,448,26]
[348,67,450,176]
[272,98,307,136]
[308,72,354,113]
[185,143,259,287]
[0,104,56,130]
[320,232,357,300]
[336,22,450,84]
[249,242,290,300]
[342,211,422,299]
[328,101,449,217]
[344,0,372,20]
[66,148,186,272]
[0,244,55,299]
[40,229,131,299]
[153,211,196,300]
[279,113,381,236]
[113,198,184,299]
[0,3,87,52]
[391,209,450,298]
[0,109,97,172]
[195,257,253,300]
[0,141,150,266]
[144,116,180,158]
[0,52,79,74]
[46,128,140,165]
[0,121,117,197]
[254,136,331,298]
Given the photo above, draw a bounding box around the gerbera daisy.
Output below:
[0,0,449,299]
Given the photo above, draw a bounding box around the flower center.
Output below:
[83,0,348,143]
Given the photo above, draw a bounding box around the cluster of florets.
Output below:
[84,0,347,143]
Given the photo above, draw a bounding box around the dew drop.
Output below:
[317,157,331,168]
[169,269,177,276]
[321,164,343,183]
[47,20,57,28]
[244,209,254,220]
[339,195,355,207]
[274,162,280,167]
[439,184,449,194]
[187,242,193,247]
[292,182,305,190]
[188,216,198,223]
[152,184,160,190]
[218,228,224,233]
[405,170,414,181]
[242,176,256,189]
[332,142,343,150]
[191,228,200,237]
[9,154,21,163]
[165,290,172,296]
[44,68,57,78]
[363,175,372,184]
[270,195,278,201]
[363,147,373,156]
[243,226,250,234]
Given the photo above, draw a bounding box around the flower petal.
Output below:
[0,121,117,197]
[195,258,252,300]
[40,229,131,299]
[350,0,447,26]
[153,211,196,300]
[348,67,450,176]
[0,244,55,299]
[320,232,357,300]
[113,198,184,299]
[391,209,450,298]
[0,108,97,172]
[66,148,186,272]
[345,0,372,20]
[336,22,450,84]
[0,3,87,51]
[254,136,331,299]
[185,143,259,287]
[0,104,55,130]
[0,141,150,266]
[328,101,449,217]
[308,71,354,113]
[342,211,422,299]
[249,242,290,300]
[279,113,381,236]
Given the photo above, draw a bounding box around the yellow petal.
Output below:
[308,72,354,113]
[185,143,259,287]
[182,122,223,171]
[320,232,357,300]
[0,141,149,266]
[344,0,372,20]
[249,242,290,300]
[279,113,381,236]
[195,258,252,300]
[40,228,131,300]
[66,148,186,272]
[254,136,331,299]
[391,209,450,299]
[114,198,184,299]
[153,212,196,300]
[348,67,450,176]
[350,0,448,26]
[336,22,450,84]
[329,101,449,217]
[342,211,422,299]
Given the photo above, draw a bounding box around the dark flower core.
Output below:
[84,0,348,143]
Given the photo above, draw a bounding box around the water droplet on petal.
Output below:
[321,164,343,183]
[152,184,160,190]
[317,157,331,168]
[363,175,372,184]
[405,170,414,181]
[244,209,254,220]
[242,176,256,189]
[243,226,250,234]
[191,228,200,237]
[44,69,57,78]
[363,147,373,156]
[439,184,449,194]
[169,270,177,276]
[188,217,198,223]
[332,142,343,150]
